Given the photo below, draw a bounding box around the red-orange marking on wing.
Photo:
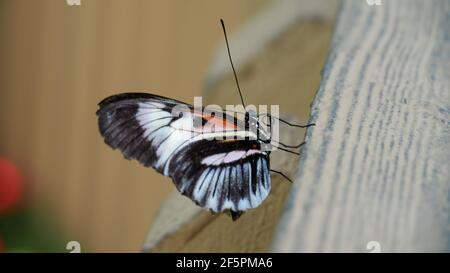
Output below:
[192,111,238,131]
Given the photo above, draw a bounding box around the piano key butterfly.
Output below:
[96,19,314,220]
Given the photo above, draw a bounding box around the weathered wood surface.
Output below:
[272,0,450,252]
[142,0,335,252]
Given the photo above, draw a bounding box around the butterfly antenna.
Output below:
[273,141,306,149]
[277,116,315,128]
[276,147,301,156]
[220,19,245,108]
[265,113,315,128]
[270,169,293,183]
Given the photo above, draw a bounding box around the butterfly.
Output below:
[96,20,314,220]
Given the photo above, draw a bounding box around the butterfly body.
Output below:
[97,93,272,220]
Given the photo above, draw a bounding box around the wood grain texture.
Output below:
[273,0,450,252]
[143,3,334,251]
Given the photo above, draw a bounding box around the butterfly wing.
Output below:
[97,93,200,173]
[168,139,271,215]
[97,93,271,216]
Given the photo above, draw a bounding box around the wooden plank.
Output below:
[272,0,450,252]
[143,0,335,252]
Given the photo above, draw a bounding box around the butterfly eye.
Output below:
[178,112,183,118]
[211,112,215,118]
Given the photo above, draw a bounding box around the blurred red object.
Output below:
[0,158,24,215]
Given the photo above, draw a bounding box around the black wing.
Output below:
[168,139,271,214]
[97,93,198,173]
[97,93,271,216]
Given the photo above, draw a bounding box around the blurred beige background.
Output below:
[0,0,267,252]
